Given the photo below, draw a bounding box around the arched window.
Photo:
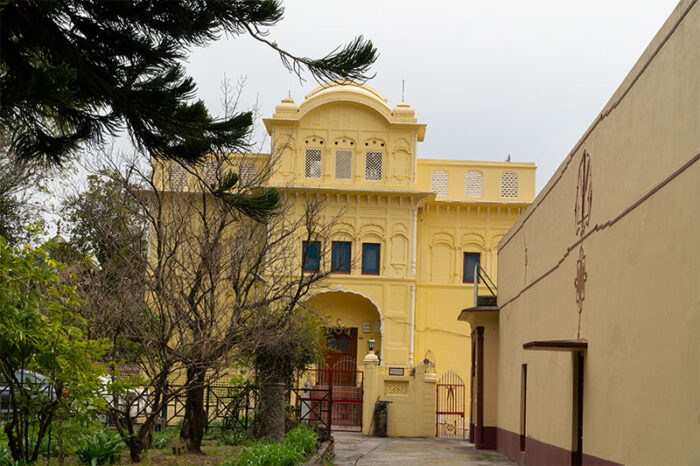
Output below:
[465,170,483,197]
[169,163,188,190]
[335,150,352,179]
[204,162,219,186]
[431,170,449,195]
[239,162,257,185]
[305,149,322,178]
[500,171,519,198]
[365,151,383,180]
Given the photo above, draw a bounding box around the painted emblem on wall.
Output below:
[575,150,593,237]
[574,150,592,338]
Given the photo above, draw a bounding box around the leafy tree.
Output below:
[239,305,326,443]
[0,0,377,165]
[0,133,53,244]
[0,235,108,463]
[62,146,338,456]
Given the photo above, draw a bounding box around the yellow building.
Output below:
[163,81,535,436]
[261,82,535,435]
[460,1,699,464]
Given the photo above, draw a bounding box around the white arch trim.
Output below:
[303,286,385,364]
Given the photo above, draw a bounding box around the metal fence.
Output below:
[99,383,259,432]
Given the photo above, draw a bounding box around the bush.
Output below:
[223,425,318,466]
[218,429,254,447]
[151,428,178,449]
[76,431,122,465]
[0,445,17,466]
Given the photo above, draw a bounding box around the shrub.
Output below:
[151,429,178,449]
[0,445,17,466]
[223,425,318,466]
[218,429,254,447]
[76,431,122,465]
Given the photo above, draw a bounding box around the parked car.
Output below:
[97,376,152,424]
[0,371,56,418]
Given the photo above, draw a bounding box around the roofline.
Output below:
[418,158,536,168]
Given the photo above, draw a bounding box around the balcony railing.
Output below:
[473,263,497,307]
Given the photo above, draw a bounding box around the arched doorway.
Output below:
[299,290,382,432]
[304,290,383,367]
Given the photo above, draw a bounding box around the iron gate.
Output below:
[436,370,466,439]
[294,357,363,433]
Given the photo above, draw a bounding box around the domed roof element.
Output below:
[272,92,298,118]
[392,102,417,123]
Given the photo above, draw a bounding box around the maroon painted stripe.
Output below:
[500,151,700,310]
[497,427,622,465]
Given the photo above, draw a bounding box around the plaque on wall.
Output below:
[388,367,404,376]
[362,322,370,333]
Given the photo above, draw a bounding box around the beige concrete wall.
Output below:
[496,1,699,464]
[362,357,437,437]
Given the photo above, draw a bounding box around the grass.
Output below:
[222,425,319,466]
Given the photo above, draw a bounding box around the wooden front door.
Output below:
[324,328,357,385]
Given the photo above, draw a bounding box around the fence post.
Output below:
[362,352,379,435]
[327,369,333,438]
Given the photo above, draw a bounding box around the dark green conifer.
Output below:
[0,0,377,165]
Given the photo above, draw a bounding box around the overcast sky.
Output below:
[186,0,678,193]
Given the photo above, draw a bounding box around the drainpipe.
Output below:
[411,208,417,274]
[409,285,416,366]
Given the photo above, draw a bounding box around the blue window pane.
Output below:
[331,241,352,273]
[463,252,480,283]
[362,243,380,275]
[302,241,320,272]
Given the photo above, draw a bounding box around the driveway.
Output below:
[333,432,515,465]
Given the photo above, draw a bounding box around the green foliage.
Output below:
[223,425,318,466]
[151,429,179,450]
[243,305,327,382]
[0,236,108,463]
[217,429,254,447]
[75,431,122,465]
[1,0,377,165]
[0,445,17,466]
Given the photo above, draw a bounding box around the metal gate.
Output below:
[294,356,363,434]
[436,370,466,439]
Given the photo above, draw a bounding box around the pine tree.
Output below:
[0,0,377,165]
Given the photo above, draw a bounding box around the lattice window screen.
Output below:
[204,162,219,186]
[305,149,322,178]
[365,151,383,180]
[169,163,188,190]
[465,170,483,197]
[335,151,352,179]
[500,171,519,198]
[239,162,257,186]
[431,170,449,195]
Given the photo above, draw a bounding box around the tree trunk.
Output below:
[126,426,152,463]
[260,379,286,443]
[179,366,207,453]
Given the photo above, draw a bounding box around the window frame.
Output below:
[305,148,322,179]
[462,252,481,284]
[302,240,321,273]
[335,150,353,179]
[361,243,381,275]
[331,241,352,274]
[365,151,383,181]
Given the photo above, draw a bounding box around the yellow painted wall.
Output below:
[496,1,699,463]
[261,82,535,436]
[153,82,536,436]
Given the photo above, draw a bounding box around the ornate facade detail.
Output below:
[575,150,593,237]
[384,381,409,395]
[574,246,587,338]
